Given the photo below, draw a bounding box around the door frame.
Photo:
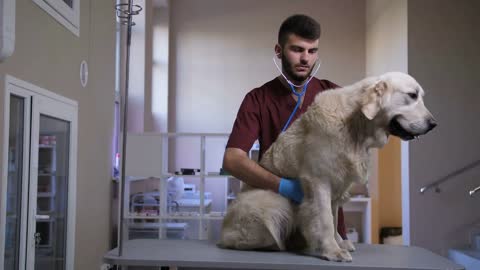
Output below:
[1,75,78,270]
[1,82,32,270]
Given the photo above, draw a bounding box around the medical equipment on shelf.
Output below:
[128,178,212,240]
[167,176,185,201]
[130,192,160,216]
[129,178,213,216]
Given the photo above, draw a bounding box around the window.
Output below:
[32,0,80,36]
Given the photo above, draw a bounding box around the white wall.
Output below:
[365,0,408,244]
[152,6,170,133]
[408,0,480,256]
[169,0,366,134]
[128,0,148,132]
[366,0,407,75]
[129,1,169,133]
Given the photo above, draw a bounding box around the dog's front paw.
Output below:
[316,248,352,262]
[339,239,355,252]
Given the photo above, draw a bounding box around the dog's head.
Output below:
[360,72,437,141]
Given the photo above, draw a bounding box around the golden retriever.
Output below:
[218,72,437,262]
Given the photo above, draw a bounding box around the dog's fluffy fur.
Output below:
[218,72,436,262]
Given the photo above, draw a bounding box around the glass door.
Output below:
[2,93,31,270]
[27,94,77,270]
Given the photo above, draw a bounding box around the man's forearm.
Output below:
[223,148,281,192]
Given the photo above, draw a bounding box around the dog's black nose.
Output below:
[427,118,437,131]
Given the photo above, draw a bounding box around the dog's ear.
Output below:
[361,80,387,120]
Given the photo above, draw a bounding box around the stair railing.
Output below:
[419,159,480,197]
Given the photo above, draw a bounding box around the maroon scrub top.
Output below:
[227,76,339,160]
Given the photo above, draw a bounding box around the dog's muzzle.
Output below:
[388,116,437,141]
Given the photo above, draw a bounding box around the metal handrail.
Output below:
[469,185,480,197]
[419,159,480,195]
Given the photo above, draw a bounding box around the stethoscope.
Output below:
[272,55,322,132]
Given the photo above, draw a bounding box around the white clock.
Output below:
[80,60,88,87]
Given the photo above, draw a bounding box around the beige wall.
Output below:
[366,0,407,244]
[169,0,366,134]
[408,0,480,255]
[0,0,116,269]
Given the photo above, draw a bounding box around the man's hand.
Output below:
[279,178,304,204]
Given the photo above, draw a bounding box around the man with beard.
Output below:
[223,14,347,239]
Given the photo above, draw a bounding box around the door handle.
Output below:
[35,214,50,220]
[34,232,41,245]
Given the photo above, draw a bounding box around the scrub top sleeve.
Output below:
[226,92,261,154]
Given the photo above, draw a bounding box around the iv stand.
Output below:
[115,0,142,257]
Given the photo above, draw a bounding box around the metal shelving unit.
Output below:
[121,133,236,242]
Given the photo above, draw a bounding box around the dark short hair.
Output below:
[278,14,321,47]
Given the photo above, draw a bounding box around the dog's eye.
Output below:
[408,92,418,100]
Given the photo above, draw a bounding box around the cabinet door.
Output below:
[26,94,77,270]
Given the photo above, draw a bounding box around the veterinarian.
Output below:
[223,14,347,239]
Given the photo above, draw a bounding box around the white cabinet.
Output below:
[123,133,234,241]
[343,197,372,244]
[2,77,78,270]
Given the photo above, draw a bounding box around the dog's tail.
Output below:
[262,204,295,251]
[263,217,287,250]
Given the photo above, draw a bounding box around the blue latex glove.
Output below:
[278,178,304,204]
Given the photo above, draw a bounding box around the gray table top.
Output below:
[104,239,463,270]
